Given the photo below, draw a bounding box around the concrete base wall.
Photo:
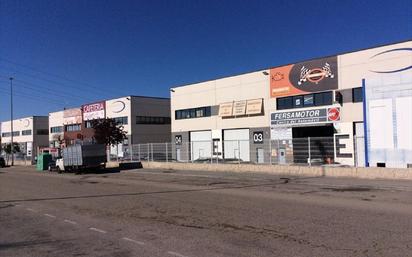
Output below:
[9,160,33,166]
[139,161,412,180]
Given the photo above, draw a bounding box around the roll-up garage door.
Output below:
[190,131,212,161]
[223,129,250,162]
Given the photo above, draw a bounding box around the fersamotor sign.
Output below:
[271,107,340,126]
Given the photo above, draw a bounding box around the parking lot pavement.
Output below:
[120,167,412,190]
[1,166,412,257]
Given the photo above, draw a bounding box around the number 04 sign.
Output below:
[253,131,264,144]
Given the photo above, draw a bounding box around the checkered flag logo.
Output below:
[322,63,334,78]
[297,62,335,85]
[298,66,310,85]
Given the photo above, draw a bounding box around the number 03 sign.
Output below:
[253,131,264,144]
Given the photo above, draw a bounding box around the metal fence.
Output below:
[110,136,365,167]
[0,153,33,165]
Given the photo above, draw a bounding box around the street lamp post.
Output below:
[10,77,14,166]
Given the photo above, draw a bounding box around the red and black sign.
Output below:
[327,107,340,121]
[270,56,338,97]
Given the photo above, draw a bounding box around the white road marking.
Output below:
[89,227,107,234]
[26,208,37,213]
[44,213,56,218]
[167,251,189,257]
[15,204,22,207]
[64,219,77,225]
[122,237,145,245]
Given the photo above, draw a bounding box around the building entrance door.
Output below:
[176,148,181,162]
[279,148,286,164]
[256,148,264,163]
[292,125,334,164]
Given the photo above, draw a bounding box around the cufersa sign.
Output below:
[82,101,106,121]
[270,56,338,97]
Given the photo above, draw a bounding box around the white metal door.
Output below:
[279,149,286,164]
[223,129,250,162]
[176,148,181,162]
[190,131,212,161]
[257,148,264,163]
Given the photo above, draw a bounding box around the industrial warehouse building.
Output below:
[171,40,412,168]
[1,41,410,168]
[48,95,170,158]
[0,116,49,163]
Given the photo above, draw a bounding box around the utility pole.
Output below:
[10,77,14,166]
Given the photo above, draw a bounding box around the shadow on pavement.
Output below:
[76,167,121,175]
[0,239,72,250]
[68,162,143,174]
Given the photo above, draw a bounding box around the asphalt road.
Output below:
[1,166,412,257]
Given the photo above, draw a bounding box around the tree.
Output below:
[2,143,21,165]
[91,118,127,146]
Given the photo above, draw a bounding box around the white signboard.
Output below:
[83,102,105,121]
[233,100,247,116]
[271,127,292,140]
[246,99,263,115]
[396,96,412,150]
[368,99,394,149]
[63,108,82,124]
[218,102,233,117]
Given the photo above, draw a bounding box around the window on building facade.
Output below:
[11,131,20,137]
[276,97,293,110]
[175,106,212,120]
[1,131,20,137]
[113,116,128,125]
[65,124,81,132]
[303,94,314,107]
[352,87,363,103]
[136,116,171,124]
[85,121,93,128]
[277,91,333,110]
[22,130,32,136]
[314,91,333,106]
[50,126,63,133]
[36,129,49,135]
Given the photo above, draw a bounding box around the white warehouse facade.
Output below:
[1,116,49,163]
[48,95,171,159]
[171,40,412,168]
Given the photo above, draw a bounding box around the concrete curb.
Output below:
[127,161,412,180]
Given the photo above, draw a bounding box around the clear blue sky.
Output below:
[0,0,411,121]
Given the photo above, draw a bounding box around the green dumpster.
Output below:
[36,153,52,171]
